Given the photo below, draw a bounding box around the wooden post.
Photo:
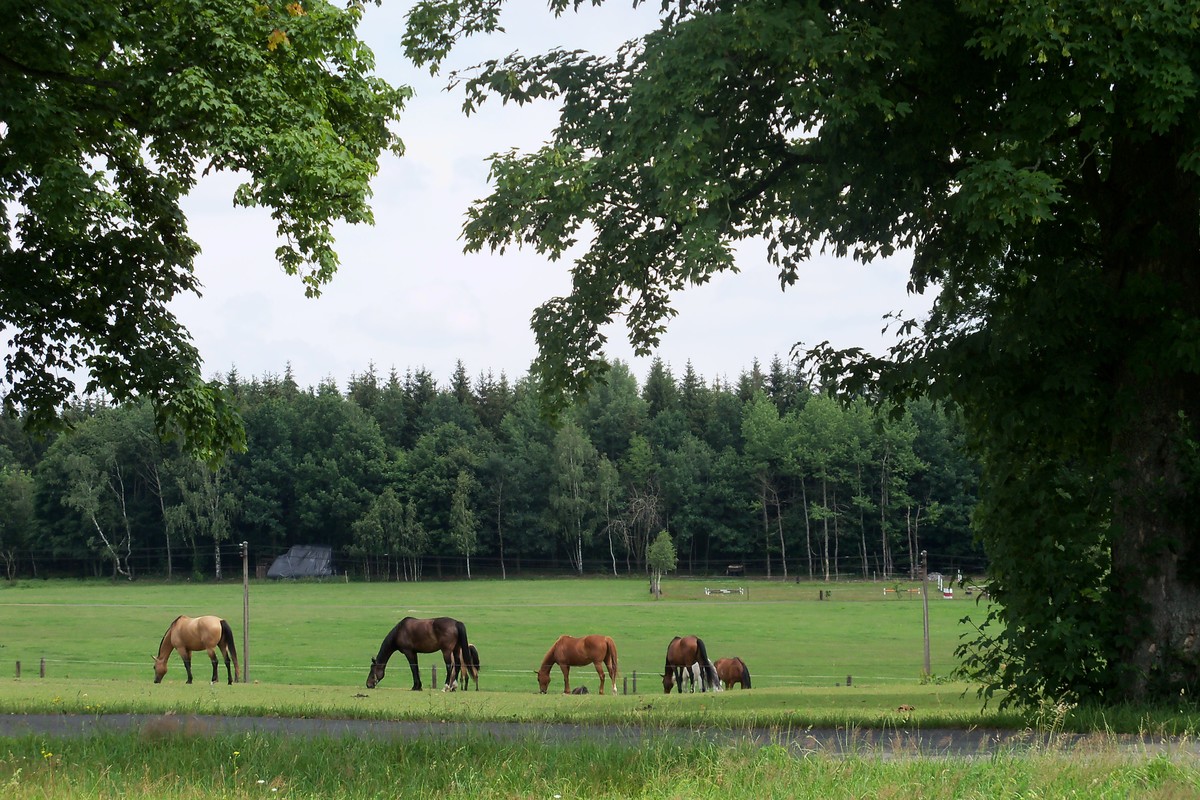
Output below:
[241,541,250,683]
[921,550,931,678]
[40,657,45,678]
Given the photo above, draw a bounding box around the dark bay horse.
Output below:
[537,634,619,695]
[714,656,752,689]
[366,616,471,691]
[458,643,481,691]
[154,615,239,685]
[662,635,719,693]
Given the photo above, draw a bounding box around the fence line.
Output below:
[18,657,901,685]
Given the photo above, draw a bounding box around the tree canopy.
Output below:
[0,0,408,460]
[404,1,1200,704]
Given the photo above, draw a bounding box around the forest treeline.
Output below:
[0,356,981,581]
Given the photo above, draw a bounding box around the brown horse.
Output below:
[662,635,719,693]
[536,634,619,695]
[153,615,239,685]
[714,656,752,689]
[366,617,472,691]
[458,643,481,691]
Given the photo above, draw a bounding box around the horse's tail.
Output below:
[219,618,240,683]
[456,620,477,681]
[740,658,752,689]
[695,638,717,690]
[605,636,619,692]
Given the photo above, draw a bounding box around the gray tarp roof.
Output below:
[266,545,333,578]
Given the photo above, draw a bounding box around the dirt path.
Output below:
[3,713,1198,760]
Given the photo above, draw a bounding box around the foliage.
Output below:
[0,0,408,460]
[4,359,978,582]
[646,528,676,599]
[402,0,1200,706]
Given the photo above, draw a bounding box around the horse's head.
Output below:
[661,671,674,694]
[153,656,167,683]
[366,657,385,689]
[536,667,551,694]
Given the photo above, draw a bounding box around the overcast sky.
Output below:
[170,2,936,392]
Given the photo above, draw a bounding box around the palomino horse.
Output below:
[458,643,481,691]
[366,616,472,691]
[154,615,239,685]
[536,634,619,695]
[662,635,719,693]
[714,656,752,689]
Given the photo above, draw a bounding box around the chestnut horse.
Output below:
[536,634,619,695]
[714,656,752,689]
[153,615,239,685]
[366,616,472,691]
[662,635,719,693]
[458,644,481,691]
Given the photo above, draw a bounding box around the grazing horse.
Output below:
[366,617,471,691]
[153,615,239,685]
[536,634,619,695]
[686,660,723,692]
[662,635,719,693]
[457,643,481,691]
[714,656,752,689]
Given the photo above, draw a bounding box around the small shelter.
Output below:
[266,545,333,579]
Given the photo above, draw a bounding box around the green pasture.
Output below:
[0,576,1012,729]
[1,576,966,690]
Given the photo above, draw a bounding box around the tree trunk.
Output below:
[1110,370,1200,698]
[1105,128,1200,700]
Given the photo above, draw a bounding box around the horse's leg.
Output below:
[222,645,233,685]
[558,664,571,694]
[208,648,219,684]
[442,649,456,692]
[182,654,194,684]
[404,651,422,691]
[593,661,606,695]
[674,666,684,694]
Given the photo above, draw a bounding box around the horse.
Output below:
[457,643,481,691]
[536,634,619,695]
[366,616,471,691]
[153,615,239,685]
[687,660,723,692]
[662,635,719,693]
[714,656,752,689]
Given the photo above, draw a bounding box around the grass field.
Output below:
[0,575,1015,729]
[1,576,965,690]
[5,578,1200,798]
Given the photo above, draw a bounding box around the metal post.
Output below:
[921,550,931,678]
[632,671,637,694]
[15,661,19,679]
[432,665,437,689]
[241,542,250,683]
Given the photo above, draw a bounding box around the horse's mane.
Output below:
[157,615,186,656]
[375,618,411,663]
[539,636,565,670]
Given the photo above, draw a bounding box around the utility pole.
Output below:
[920,550,931,678]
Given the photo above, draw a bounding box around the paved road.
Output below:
[3,713,1198,760]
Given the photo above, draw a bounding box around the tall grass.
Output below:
[2,731,1197,799]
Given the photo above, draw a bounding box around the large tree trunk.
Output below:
[1106,128,1200,700]
[1110,376,1200,698]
